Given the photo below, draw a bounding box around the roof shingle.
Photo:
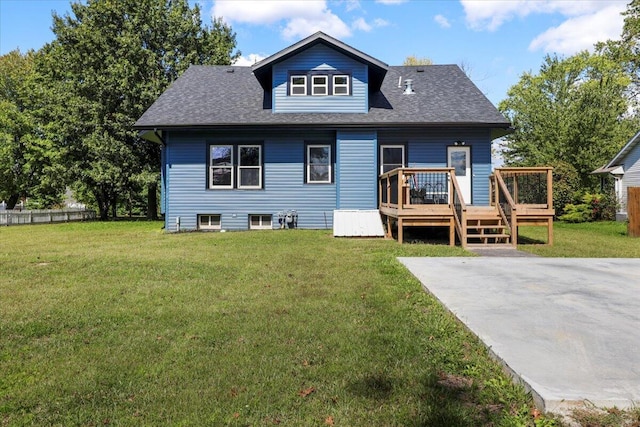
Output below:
[134,64,510,130]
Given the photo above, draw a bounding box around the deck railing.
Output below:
[492,167,553,208]
[379,167,456,212]
[490,167,554,245]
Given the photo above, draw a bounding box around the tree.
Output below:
[38,0,239,219]
[499,51,638,196]
[403,55,433,66]
[0,50,65,209]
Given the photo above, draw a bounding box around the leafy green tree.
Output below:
[38,0,239,219]
[403,55,433,66]
[0,50,65,209]
[499,51,638,196]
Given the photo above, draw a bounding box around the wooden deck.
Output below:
[379,167,554,247]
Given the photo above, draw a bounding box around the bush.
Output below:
[558,193,617,222]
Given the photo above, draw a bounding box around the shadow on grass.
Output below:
[516,235,546,245]
[347,372,495,427]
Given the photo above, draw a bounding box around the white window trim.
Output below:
[249,214,272,230]
[290,75,307,96]
[210,145,234,189]
[380,145,405,175]
[238,145,262,189]
[333,75,349,96]
[198,214,221,230]
[307,144,332,184]
[312,75,328,96]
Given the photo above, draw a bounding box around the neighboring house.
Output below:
[134,32,514,234]
[593,130,640,221]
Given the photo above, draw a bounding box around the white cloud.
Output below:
[460,0,627,55]
[434,14,451,29]
[529,4,626,54]
[351,17,389,32]
[373,18,389,28]
[213,0,351,39]
[352,17,372,32]
[375,0,407,4]
[233,53,267,66]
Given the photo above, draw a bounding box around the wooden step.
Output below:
[466,242,514,248]
[466,225,507,230]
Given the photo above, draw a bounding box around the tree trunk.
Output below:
[147,182,158,220]
[94,190,109,220]
[7,193,20,210]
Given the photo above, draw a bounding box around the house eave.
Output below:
[134,122,512,133]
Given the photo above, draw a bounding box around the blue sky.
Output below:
[0,0,630,106]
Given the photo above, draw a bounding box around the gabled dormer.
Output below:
[252,32,388,113]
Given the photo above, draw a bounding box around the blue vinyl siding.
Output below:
[336,130,377,209]
[378,128,493,205]
[273,44,368,113]
[163,130,336,232]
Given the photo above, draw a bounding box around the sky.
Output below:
[0,0,631,106]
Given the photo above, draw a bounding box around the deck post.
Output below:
[398,218,404,244]
[449,217,455,246]
[546,167,553,209]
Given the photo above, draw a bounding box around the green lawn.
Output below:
[518,221,639,257]
[3,221,616,426]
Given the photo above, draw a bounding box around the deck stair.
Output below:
[464,206,511,246]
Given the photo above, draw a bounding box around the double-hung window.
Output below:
[210,145,233,188]
[312,75,328,95]
[209,144,262,189]
[238,145,262,189]
[333,75,349,95]
[307,144,332,183]
[290,75,307,96]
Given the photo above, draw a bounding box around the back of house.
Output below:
[134,32,511,232]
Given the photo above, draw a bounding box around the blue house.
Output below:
[135,32,553,245]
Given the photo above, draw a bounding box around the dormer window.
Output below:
[288,71,351,96]
[333,75,349,95]
[312,75,328,95]
[290,75,307,96]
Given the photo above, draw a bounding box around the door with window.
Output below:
[448,146,471,203]
[380,145,405,174]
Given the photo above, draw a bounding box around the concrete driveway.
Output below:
[398,257,640,413]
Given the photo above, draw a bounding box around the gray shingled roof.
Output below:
[134,64,510,131]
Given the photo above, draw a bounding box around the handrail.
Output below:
[449,173,467,245]
[493,170,517,246]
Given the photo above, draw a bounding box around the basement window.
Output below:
[198,214,221,230]
[249,214,272,230]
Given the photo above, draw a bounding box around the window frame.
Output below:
[379,144,406,175]
[209,145,234,189]
[311,75,328,96]
[249,214,272,230]
[332,74,350,96]
[198,214,221,230]
[288,71,352,97]
[290,75,307,96]
[237,144,262,189]
[306,144,333,184]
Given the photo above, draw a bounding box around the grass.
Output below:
[0,221,554,426]
[517,221,640,257]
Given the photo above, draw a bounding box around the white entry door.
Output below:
[448,146,471,203]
